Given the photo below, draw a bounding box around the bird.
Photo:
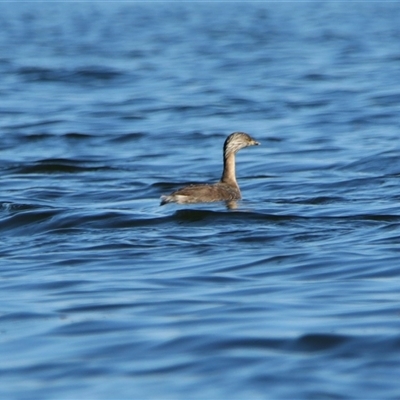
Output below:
[160,132,259,205]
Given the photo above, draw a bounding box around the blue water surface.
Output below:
[1,2,400,399]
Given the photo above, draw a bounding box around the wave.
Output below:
[6,158,113,174]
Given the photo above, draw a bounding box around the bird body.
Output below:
[160,132,259,205]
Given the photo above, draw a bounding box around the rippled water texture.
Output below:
[1,2,400,399]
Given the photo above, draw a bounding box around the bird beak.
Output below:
[253,140,260,146]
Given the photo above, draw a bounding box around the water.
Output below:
[1,2,400,399]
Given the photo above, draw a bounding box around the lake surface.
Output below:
[1,2,400,399]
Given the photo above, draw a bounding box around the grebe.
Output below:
[160,132,259,205]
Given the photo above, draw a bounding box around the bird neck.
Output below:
[221,152,238,187]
